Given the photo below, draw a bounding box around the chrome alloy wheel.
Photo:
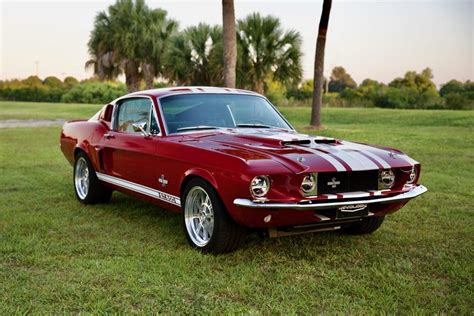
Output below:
[74,157,90,200]
[184,186,215,247]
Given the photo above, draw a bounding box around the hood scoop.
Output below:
[282,139,311,146]
[283,137,339,147]
[314,138,338,144]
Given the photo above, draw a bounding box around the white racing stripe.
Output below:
[295,146,346,171]
[358,150,391,169]
[340,191,371,199]
[322,147,378,171]
[368,189,391,196]
[96,172,181,206]
[400,155,418,166]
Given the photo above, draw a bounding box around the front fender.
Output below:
[181,167,219,193]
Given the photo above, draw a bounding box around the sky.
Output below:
[0,0,472,86]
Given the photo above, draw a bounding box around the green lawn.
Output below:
[0,101,101,120]
[0,101,473,313]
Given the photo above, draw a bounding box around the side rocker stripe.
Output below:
[96,172,181,206]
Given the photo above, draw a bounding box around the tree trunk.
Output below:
[142,63,155,90]
[222,0,237,88]
[255,81,265,95]
[124,60,140,92]
[310,0,332,128]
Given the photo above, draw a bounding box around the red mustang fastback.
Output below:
[60,87,427,253]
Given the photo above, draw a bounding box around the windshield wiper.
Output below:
[176,126,221,133]
[236,124,272,128]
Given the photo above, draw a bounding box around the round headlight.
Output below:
[407,167,417,184]
[379,169,395,189]
[250,176,270,198]
[301,173,317,195]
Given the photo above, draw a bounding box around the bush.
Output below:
[61,81,127,104]
[0,76,127,104]
[444,93,474,110]
[375,87,444,109]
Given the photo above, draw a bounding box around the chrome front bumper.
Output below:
[233,185,428,210]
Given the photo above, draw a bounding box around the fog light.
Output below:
[301,173,318,196]
[379,169,395,189]
[250,176,270,198]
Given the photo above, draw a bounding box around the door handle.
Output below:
[104,133,115,139]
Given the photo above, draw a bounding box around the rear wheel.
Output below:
[182,178,245,254]
[74,152,112,204]
[343,216,385,235]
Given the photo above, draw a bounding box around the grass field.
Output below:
[0,101,473,313]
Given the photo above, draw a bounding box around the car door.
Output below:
[101,97,161,190]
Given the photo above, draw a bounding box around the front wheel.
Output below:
[342,216,385,235]
[74,152,112,204]
[182,178,245,254]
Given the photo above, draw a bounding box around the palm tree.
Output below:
[164,23,223,86]
[237,13,302,94]
[87,0,177,92]
[86,11,120,81]
[222,0,237,88]
[140,9,178,89]
[310,0,332,128]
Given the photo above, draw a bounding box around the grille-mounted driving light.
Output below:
[301,173,318,196]
[379,169,395,189]
[250,176,270,198]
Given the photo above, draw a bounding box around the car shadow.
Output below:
[90,191,382,261]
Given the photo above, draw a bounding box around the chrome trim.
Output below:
[110,95,162,137]
[96,172,181,206]
[249,175,271,198]
[233,185,428,210]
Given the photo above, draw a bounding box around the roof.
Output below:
[126,86,261,99]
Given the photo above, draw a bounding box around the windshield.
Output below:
[159,94,292,134]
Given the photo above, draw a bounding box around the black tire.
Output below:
[73,152,112,204]
[182,178,246,254]
[342,216,385,235]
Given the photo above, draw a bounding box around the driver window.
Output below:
[116,98,152,133]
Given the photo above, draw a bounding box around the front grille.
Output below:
[318,170,378,195]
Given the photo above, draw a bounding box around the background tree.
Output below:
[237,13,302,94]
[389,68,436,93]
[439,79,464,97]
[87,0,176,92]
[222,0,237,88]
[140,9,178,89]
[63,76,79,88]
[164,23,223,86]
[310,0,332,128]
[328,66,357,92]
[43,76,63,89]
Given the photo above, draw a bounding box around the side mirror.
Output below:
[132,121,150,137]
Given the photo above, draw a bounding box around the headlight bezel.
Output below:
[249,175,271,198]
[300,173,318,197]
[406,166,417,184]
[379,169,395,189]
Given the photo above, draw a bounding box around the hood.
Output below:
[179,129,418,174]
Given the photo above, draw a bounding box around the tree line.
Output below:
[283,67,474,110]
[0,69,472,110]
